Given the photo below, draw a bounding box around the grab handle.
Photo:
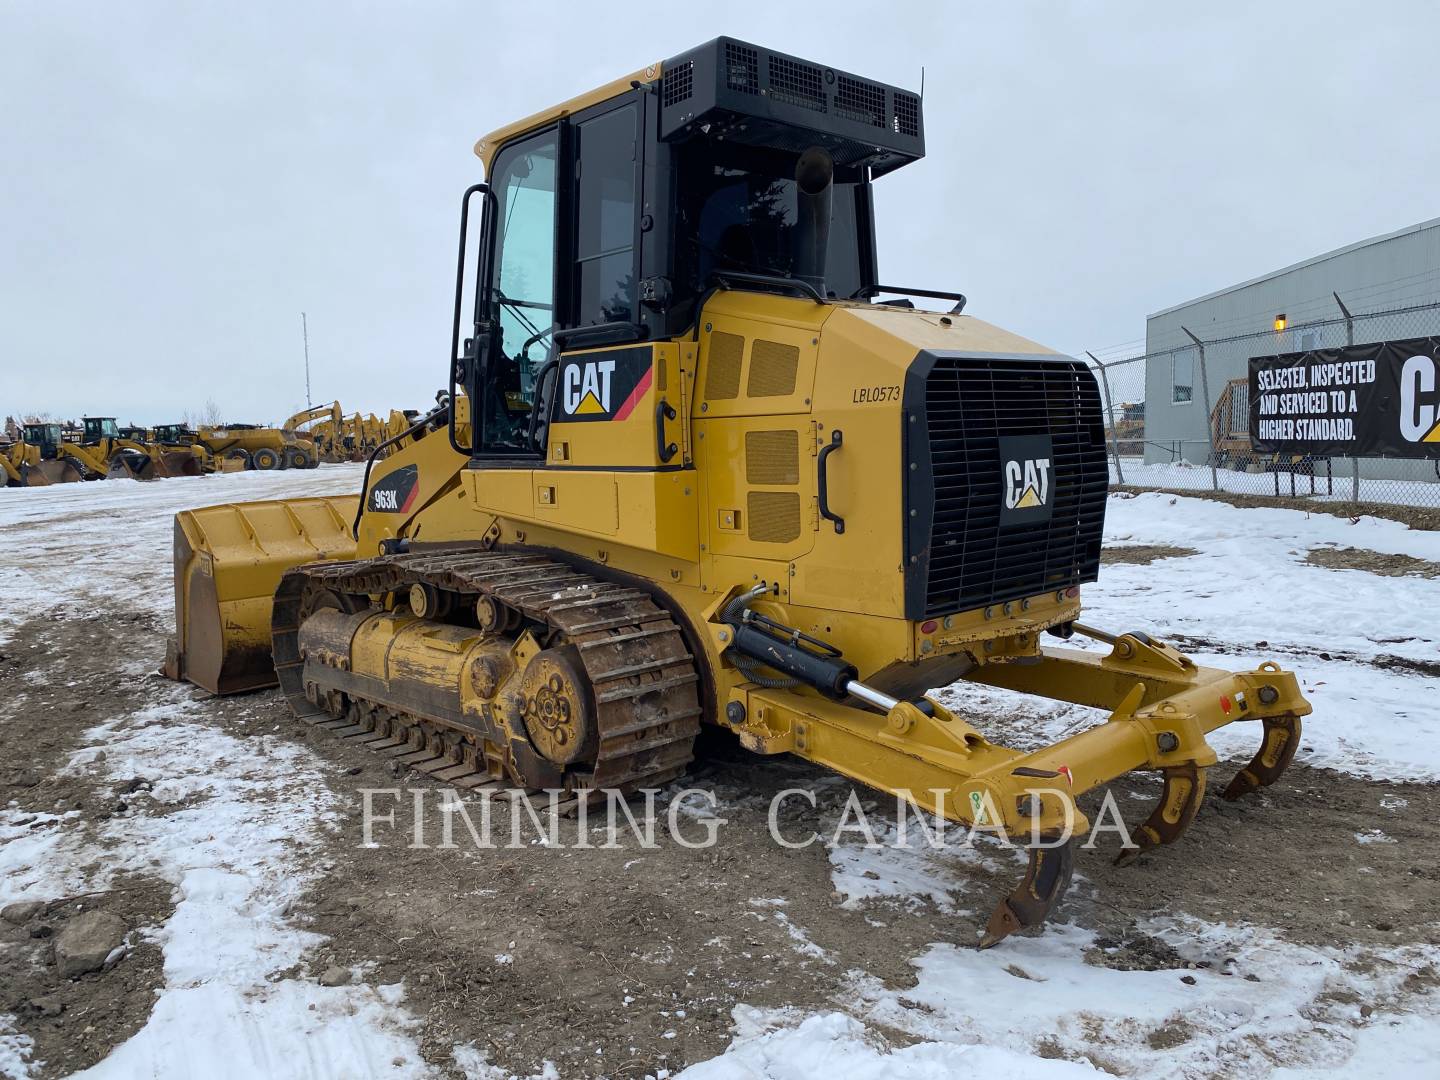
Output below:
[817,428,845,534]
[655,399,678,463]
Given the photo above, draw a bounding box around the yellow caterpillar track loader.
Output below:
[166,38,1310,946]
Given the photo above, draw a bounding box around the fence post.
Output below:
[1334,291,1360,504]
[1180,326,1220,493]
[1086,351,1125,486]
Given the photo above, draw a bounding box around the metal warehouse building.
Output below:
[1142,216,1440,478]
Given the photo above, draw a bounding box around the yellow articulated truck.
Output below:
[196,423,318,471]
[164,38,1309,946]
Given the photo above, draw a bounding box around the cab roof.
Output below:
[473,63,661,174]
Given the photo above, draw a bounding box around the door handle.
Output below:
[817,428,844,534]
[655,399,678,463]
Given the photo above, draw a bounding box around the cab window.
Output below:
[573,103,639,326]
[482,130,558,454]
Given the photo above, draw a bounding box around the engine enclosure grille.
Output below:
[901,351,1108,620]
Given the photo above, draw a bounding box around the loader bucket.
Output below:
[153,451,203,478]
[106,451,157,481]
[28,460,83,485]
[164,494,359,694]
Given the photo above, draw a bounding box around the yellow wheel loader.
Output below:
[70,416,166,481]
[2,423,86,485]
[165,38,1310,946]
[146,423,215,476]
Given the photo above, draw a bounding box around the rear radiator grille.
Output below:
[908,356,1107,617]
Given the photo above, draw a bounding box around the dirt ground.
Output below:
[4,610,1440,1077]
[1100,544,1198,566]
[1305,545,1440,578]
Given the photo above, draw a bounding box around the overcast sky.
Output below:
[5,1,1438,424]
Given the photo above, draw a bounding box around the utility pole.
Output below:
[301,312,313,411]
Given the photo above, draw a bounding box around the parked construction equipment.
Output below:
[164,38,1310,946]
[2,423,84,485]
[195,423,318,471]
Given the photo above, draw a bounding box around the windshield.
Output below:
[674,143,865,302]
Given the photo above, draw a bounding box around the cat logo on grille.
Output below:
[997,434,1054,524]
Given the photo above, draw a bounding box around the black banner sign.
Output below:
[1248,337,1440,457]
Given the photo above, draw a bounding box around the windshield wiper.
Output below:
[493,287,551,338]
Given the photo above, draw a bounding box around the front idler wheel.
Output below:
[518,646,598,768]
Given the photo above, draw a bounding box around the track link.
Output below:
[272,550,702,798]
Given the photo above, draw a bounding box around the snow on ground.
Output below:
[0,688,430,1079]
[942,492,1440,782]
[1111,457,1440,509]
[687,491,1440,1079]
[4,473,1440,1077]
[844,918,1440,1079]
[0,464,364,647]
[0,466,434,1078]
[677,1008,1101,1079]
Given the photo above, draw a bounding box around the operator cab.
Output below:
[454,36,925,460]
[82,417,121,444]
[155,424,196,444]
[23,423,62,456]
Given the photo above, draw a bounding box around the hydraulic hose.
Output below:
[722,586,802,689]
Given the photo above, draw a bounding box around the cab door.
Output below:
[533,94,696,560]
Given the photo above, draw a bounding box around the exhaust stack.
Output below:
[793,146,833,296]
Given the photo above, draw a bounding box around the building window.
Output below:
[1301,331,1318,351]
[1172,350,1194,404]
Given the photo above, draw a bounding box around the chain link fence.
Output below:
[1087,297,1440,511]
